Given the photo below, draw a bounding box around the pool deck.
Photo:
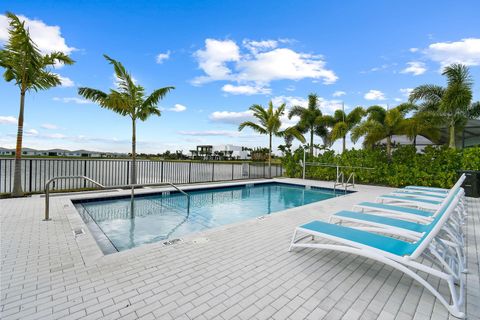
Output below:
[1,178,479,320]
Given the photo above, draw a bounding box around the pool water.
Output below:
[74,182,346,252]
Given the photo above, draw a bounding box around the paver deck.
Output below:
[1,178,479,320]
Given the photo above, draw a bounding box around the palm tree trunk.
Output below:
[448,124,456,149]
[386,135,392,160]
[342,136,346,153]
[12,91,25,197]
[310,129,314,156]
[268,133,272,178]
[413,135,417,148]
[131,118,137,185]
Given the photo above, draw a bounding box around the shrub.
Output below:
[281,145,479,188]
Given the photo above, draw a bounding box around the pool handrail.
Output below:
[44,175,190,221]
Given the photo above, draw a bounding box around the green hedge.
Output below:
[282,145,480,188]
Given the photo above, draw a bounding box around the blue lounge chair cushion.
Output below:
[380,195,442,205]
[356,202,433,217]
[300,220,418,256]
[393,191,446,199]
[405,186,448,193]
[334,210,428,233]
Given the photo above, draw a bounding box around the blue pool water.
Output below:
[74,182,346,252]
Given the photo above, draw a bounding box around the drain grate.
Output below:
[73,228,85,236]
[163,238,181,246]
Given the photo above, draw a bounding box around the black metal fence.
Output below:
[0,158,283,194]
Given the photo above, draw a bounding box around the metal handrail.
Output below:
[44,176,190,221]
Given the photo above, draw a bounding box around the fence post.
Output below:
[127,161,130,185]
[188,161,192,183]
[83,160,87,188]
[161,161,164,182]
[248,163,251,179]
[263,162,266,178]
[211,162,215,182]
[28,159,32,192]
[231,163,234,180]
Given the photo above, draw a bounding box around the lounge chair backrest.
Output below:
[410,188,462,259]
[426,174,465,219]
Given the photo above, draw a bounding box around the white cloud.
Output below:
[47,133,67,139]
[243,39,278,53]
[237,48,337,84]
[222,84,271,95]
[192,38,337,87]
[425,38,480,67]
[0,116,17,125]
[41,123,58,130]
[169,104,187,112]
[25,129,39,136]
[178,130,242,137]
[400,88,413,97]
[285,85,295,92]
[156,51,171,64]
[332,90,346,97]
[401,61,427,75]
[53,97,91,104]
[409,48,419,53]
[192,39,240,85]
[394,98,403,102]
[56,75,75,87]
[0,14,75,55]
[364,90,386,101]
[209,110,254,125]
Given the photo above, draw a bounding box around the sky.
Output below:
[1,0,479,154]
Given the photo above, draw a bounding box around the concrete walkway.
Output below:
[1,178,478,319]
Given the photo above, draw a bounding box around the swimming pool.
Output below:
[74,182,349,253]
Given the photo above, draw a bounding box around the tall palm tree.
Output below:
[324,106,365,153]
[288,93,328,155]
[78,55,174,184]
[239,101,305,177]
[351,105,406,159]
[0,12,75,196]
[409,64,479,149]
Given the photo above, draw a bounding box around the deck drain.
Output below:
[192,237,209,244]
[257,216,266,220]
[73,228,85,236]
[163,238,182,246]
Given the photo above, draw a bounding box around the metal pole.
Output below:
[130,185,135,219]
[302,147,306,180]
[44,182,51,221]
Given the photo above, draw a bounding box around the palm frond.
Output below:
[238,121,267,134]
[142,86,175,109]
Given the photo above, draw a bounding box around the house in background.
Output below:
[0,147,127,158]
[190,145,250,160]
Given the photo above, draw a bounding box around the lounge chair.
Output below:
[330,188,466,272]
[376,174,466,215]
[289,190,465,318]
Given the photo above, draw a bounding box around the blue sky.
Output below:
[1,0,479,154]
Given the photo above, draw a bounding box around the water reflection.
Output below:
[76,183,339,251]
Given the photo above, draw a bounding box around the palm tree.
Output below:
[0,12,75,196]
[324,106,365,153]
[78,55,174,184]
[409,64,479,149]
[400,102,441,147]
[288,93,328,155]
[351,105,406,159]
[239,101,305,177]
